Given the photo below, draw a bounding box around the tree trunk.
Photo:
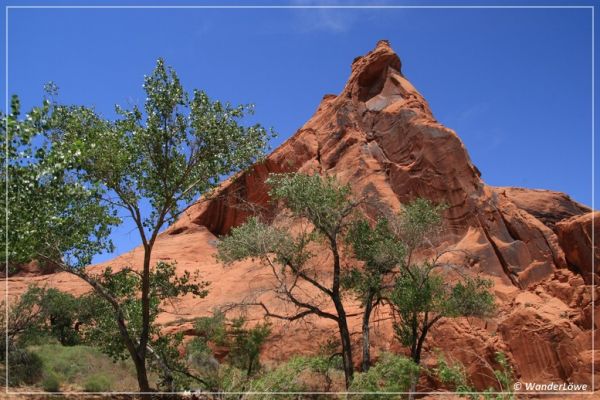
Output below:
[132,353,152,394]
[408,320,429,400]
[361,294,374,372]
[332,296,354,389]
[330,238,354,389]
[337,316,354,389]
[134,244,154,395]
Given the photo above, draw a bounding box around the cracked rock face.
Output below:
[8,40,598,390]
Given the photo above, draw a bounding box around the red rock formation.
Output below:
[556,212,599,284]
[7,40,597,391]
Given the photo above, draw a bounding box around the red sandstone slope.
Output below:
[7,40,598,391]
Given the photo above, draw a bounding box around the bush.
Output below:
[247,357,309,398]
[29,343,142,391]
[246,356,343,399]
[7,347,43,386]
[349,353,419,399]
[42,372,61,392]
[83,374,111,392]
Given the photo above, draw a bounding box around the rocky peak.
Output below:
[345,39,403,103]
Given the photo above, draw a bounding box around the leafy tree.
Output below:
[1,94,116,275]
[344,218,406,371]
[390,261,494,399]
[0,285,82,387]
[37,288,82,346]
[434,353,477,398]
[0,286,47,358]
[217,173,361,388]
[390,265,494,367]
[5,58,273,392]
[78,261,209,390]
[345,199,494,398]
[342,199,445,372]
[0,285,84,357]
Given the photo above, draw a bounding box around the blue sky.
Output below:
[2,2,597,263]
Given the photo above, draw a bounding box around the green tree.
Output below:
[344,218,406,371]
[49,59,271,392]
[390,264,494,366]
[1,93,116,275]
[78,262,209,390]
[385,200,494,399]
[345,199,495,398]
[4,58,273,393]
[217,173,361,388]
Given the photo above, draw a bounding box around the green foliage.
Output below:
[228,317,271,376]
[42,371,61,392]
[52,58,274,233]
[446,276,496,318]
[83,373,112,392]
[267,173,355,238]
[433,352,515,400]
[217,172,359,388]
[79,262,208,372]
[194,311,228,346]
[0,285,83,360]
[392,198,446,251]
[247,356,314,397]
[1,94,117,270]
[390,263,495,361]
[435,354,476,398]
[37,288,82,346]
[349,353,420,398]
[482,352,515,400]
[343,217,406,303]
[190,312,271,377]
[30,343,145,391]
[6,347,43,386]
[217,217,298,265]
[391,263,444,349]
[23,58,272,391]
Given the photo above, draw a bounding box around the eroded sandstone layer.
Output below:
[8,41,598,390]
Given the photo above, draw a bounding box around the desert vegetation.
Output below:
[1,58,512,398]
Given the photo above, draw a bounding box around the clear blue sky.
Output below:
[2,2,597,263]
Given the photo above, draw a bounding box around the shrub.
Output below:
[433,352,515,400]
[42,372,61,392]
[7,347,43,386]
[191,312,271,377]
[246,355,343,399]
[247,357,310,398]
[349,353,419,399]
[434,354,476,398]
[83,374,111,392]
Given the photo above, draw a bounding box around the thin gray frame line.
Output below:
[3,2,596,396]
